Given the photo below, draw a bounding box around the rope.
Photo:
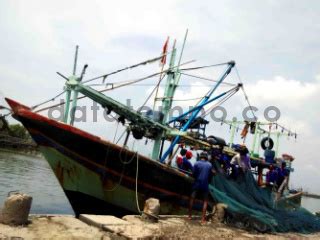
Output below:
[138,73,166,113]
[34,71,167,113]
[119,147,137,165]
[103,146,126,192]
[135,153,141,213]
[112,122,120,143]
[168,96,203,102]
[82,53,170,84]
[202,87,239,118]
[235,66,257,121]
[180,72,236,86]
[179,62,231,71]
[33,60,196,113]
[115,130,127,144]
[31,90,66,110]
[104,146,138,192]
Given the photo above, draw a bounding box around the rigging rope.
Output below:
[34,70,168,113]
[135,153,141,213]
[33,60,196,113]
[83,53,171,84]
[115,130,127,144]
[235,66,257,121]
[201,87,239,118]
[138,74,166,112]
[179,62,230,71]
[31,90,66,110]
[113,121,120,143]
[180,72,236,86]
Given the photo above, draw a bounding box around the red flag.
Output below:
[160,37,169,66]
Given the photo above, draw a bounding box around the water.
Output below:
[302,196,320,213]
[0,150,74,215]
[0,150,319,216]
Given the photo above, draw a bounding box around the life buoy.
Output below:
[261,137,274,150]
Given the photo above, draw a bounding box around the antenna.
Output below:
[73,45,79,75]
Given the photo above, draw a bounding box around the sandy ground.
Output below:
[0,215,117,240]
[123,215,320,240]
[0,215,319,239]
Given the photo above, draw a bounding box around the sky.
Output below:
[0,0,320,194]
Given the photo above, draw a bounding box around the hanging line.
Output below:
[34,59,195,114]
[31,90,66,110]
[34,70,167,113]
[201,87,239,118]
[179,62,231,71]
[234,66,257,121]
[138,73,166,113]
[180,72,236,87]
[82,52,173,84]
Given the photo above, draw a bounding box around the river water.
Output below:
[0,150,319,215]
[0,150,74,215]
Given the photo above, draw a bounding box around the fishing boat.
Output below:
[4,33,300,217]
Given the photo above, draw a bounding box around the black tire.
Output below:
[261,137,274,150]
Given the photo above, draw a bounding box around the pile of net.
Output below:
[209,169,320,233]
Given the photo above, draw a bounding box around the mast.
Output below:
[63,46,78,123]
[151,30,188,160]
[151,41,177,160]
[63,46,87,126]
[160,61,236,163]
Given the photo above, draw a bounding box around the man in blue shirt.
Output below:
[276,161,289,200]
[188,151,213,224]
[266,164,278,185]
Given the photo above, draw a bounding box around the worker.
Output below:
[188,151,214,224]
[276,161,289,199]
[180,150,193,174]
[266,164,278,185]
[230,145,251,173]
[176,148,187,169]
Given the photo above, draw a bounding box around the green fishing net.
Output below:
[209,169,320,233]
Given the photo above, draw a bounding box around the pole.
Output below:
[153,37,169,111]
[160,62,235,163]
[229,118,237,147]
[69,89,79,126]
[275,132,281,157]
[251,122,259,157]
[63,89,71,123]
[151,42,177,160]
[73,45,79,75]
[257,131,262,156]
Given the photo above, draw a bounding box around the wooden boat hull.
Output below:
[6,98,207,216]
[277,191,303,209]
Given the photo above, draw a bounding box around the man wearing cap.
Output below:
[188,151,213,224]
[176,148,187,169]
[179,150,193,174]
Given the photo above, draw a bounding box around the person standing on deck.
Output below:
[180,150,193,174]
[230,145,251,173]
[176,147,187,169]
[276,161,289,200]
[188,151,214,224]
[266,164,278,185]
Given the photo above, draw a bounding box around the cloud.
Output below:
[245,76,319,104]
[1,0,320,194]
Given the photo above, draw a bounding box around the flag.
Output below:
[160,37,169,66]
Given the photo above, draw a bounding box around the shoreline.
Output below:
[0,214,320,239]
[0,148,41,158]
